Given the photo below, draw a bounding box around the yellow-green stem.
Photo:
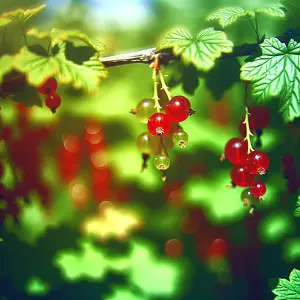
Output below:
[158,70,171,100]
[243,107,254,154]
[152,68,161,111]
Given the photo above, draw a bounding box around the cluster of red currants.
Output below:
[224,137,270,214]
[38,77,62,113]
[133,95,194,179]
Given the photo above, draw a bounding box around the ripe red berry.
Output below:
[250,181,267,197]
[147,112,172,136]
[38,77,58,95]
[230,165,255,187]
[249,105,270,129]
[246,150,270,175]
[45,93,62,113]
[165,96,192,122]
[224,138,248,165]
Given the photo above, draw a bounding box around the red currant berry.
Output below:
[165,96,192,122]
[249,105,270,129]
[230,165,255,187]
[147,113,171,136]
[250,181,266,197]
[38,77,58,95]
[246,150,270,175]
[238,117,256,137]
[224,138,248,165]
[45,93,62,113]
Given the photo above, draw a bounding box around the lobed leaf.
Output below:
[207,7,246,28]
[0,55,14,85]
[271,269,300,299]
[256,3,286,17]
[1,4,46,23]
[0,18,11,27]
[157,27,233,71]
[241,38,300,122]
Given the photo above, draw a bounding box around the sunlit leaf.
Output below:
[271,268,300,299]
[14,47,59,86]
[0,55,14,85]
[56,43,103,93]
[240,38,300,122]
[256,3,286,17]
[157,28,233,71]
[206,7,246,27]
[27,28,105,52]
[11,84,42,107]
[83,55,108,78]
[0,18,11,27]
[1,5,46,23]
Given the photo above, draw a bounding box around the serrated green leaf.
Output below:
[11,84,42,107]
[55,43,102,93]
[0,55,14,85]
[27,28,105,53]
[240,38,300,122]
[256,4,286,17]
[83,55,108,78]
[1,5,45,23]
[14,47,59,86]
[271,269,300,299]
[206,7,246,28]
[157,27,233,71]
[0,18,11,27]
[23,5,46,22]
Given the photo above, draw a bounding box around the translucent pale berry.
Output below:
[172,130,188,148]
[147,113,171,136]
[136,98,156,124]
[38,77,58,95]
[136,132,153,154]
[241,188,259,204]
[230,165,255,187]
[238,117,256,137]
[249,105,270,129]
[224,138,248,165]
[154,154,170,170]
[250,182,267,197]
[246,150,270,175]
[165,95,191,122]
[45,93,62,113]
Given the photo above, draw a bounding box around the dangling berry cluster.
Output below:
[222,94,270,214]
[132,54,195,180]
[38,77,62,113]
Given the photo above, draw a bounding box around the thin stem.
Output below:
[255,12,260,41]
[152,68,161,112]
[158,70,171,100]
[243,83,254,154]
[0,26,6,56]
[246,17,260,42]
[159,135,168,155]
[47,40,52,55]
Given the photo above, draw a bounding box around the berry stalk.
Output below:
[158,70,171,100]
[243,107,255,154]
[151,55,161,111]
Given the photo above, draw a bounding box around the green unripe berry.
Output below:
[154,154,170,170]
[172,130,188,148]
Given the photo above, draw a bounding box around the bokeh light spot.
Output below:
[69,181,89,208]
[165,239,183,258]
[209,239,228,258]
[63,135,80,154]
[91,151,108,168]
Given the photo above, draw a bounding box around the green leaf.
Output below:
[271,268,300,299]
[1,5,46,23]
[157,27,233,71]
[55,43,103,93]
[83,55,108,78]
[240,38,300,122]
[294,196,300,217]
[11,84,42,107]
[0,55,14,85]
[0,18,11,27]
[256,4,286,17]
[14,47,60,86]
[206,7,246,28]
[27,28,105,53]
